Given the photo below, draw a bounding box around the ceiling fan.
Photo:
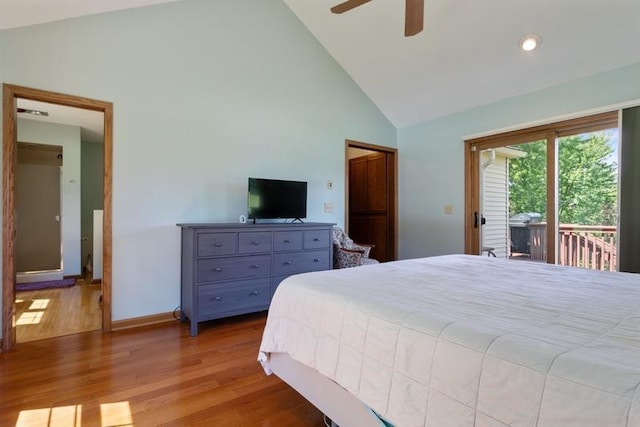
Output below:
[331,0,424,37]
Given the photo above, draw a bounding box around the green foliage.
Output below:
[508,132,617,225]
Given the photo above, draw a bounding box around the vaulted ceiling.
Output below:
[2,0,640,129]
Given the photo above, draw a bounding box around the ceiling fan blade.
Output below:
[405,0,424,36]
[331,0,373,14]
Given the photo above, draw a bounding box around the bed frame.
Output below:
[269,353,385,427]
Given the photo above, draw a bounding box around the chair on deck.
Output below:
[332,226,379,268]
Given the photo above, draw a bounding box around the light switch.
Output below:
[327,180,333,190]
[324,202,334,213]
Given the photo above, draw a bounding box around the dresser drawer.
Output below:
[304,229,330,249]
[197,255,271,283]
[273,231,303,252]
[273,250,330,275]
[198,278,271,317]
[198,232,237,257]
[238,232,272,254]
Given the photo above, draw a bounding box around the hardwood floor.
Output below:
[0,312,325,426]
[15,279,102,343]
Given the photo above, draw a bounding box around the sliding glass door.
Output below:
[465,111,619,270]
[557,128,618,270]
[479,140,547,262]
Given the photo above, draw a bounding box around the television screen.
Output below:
[247,178,307,220]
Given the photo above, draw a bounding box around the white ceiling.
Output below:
[3,0,640,129]
[283,0,640,127]
[17,99,104,144]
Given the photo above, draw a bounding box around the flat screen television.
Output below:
[247,177,307,221]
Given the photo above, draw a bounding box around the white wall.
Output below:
[17,119,82,276]
[398,60,640,259]
[481,154,509,259]
[0,0,397,327]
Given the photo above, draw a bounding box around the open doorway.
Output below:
[3,84,113,351]
[345,140,397,262]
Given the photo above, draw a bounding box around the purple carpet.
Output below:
[16,278,76,292]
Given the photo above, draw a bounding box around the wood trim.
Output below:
[111,312,178,331]
[102,103,113,332]
[464,142,480,254]
[546,132,557,264]
[2,84,113,351]
[2,85,17,352]
[345,139,398,260]
[466,111,618,149]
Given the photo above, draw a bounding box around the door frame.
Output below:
[2,84,113,351]
[464,111,619,260]
[345,139,398,260]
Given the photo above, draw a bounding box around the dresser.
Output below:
[177,222,334,336]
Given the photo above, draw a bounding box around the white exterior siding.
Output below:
[481,152,509,258]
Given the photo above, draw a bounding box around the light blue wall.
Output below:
[0,0,396,325]
[398,60,640,259]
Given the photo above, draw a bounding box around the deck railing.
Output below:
[526,223,617,271]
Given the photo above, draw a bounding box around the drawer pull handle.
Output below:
[314,238,320,242]
[213,267,222,272]
[252,241,260,245]
[215,296,222,301]
[250,290,260,296]
[251,264,260,269]
[213,242,223,247]
[284,261,292,266]
[284,239,291,243]
[314,258,320,263]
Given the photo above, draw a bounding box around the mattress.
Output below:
[258,254,640,427]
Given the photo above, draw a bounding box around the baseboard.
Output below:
[64,274,83,280]
[111,311,178,331]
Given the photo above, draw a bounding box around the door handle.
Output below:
[474,212,487,228]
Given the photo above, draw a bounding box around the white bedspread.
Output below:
[258,255,640,427]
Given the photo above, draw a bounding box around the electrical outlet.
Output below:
[324,202,334,213]
[444,204,453,215]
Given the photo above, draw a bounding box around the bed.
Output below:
[258,254,640,427]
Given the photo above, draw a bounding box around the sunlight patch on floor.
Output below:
[15,402,133,427]
[29,299,50,310]
[16,311,44,325]
[100,402,133,427]
[16,405,81,426]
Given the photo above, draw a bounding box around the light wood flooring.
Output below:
[15,279,102,343]
[0,313,325,426]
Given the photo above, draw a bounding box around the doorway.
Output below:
[2,84,113,351]
[465,111,619,269]
[16,142,63,277]
[345,140,397,262]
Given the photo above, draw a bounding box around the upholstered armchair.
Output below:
[332,226,379,268]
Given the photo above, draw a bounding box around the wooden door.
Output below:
[348,152,393,262]
[16,144,62,272]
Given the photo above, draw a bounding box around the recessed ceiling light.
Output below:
[520,34,541,52]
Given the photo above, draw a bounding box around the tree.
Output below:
[508,132,617,225]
